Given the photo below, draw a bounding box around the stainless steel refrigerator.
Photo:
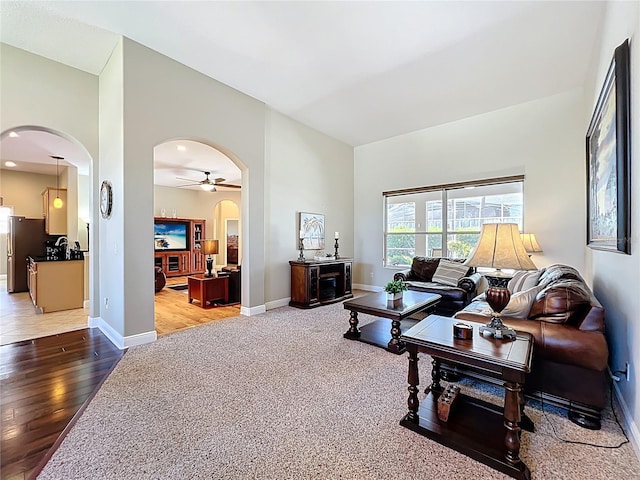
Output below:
[7,216,47,293]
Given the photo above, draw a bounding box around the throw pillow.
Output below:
[502,285,544,319]
[508,270,541,293]
[432,259,470,287]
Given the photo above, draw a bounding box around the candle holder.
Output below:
[334,238,340,259]
[298,238,305,261]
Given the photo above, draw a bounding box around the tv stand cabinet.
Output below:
[289,259,353,308]
[154,217,206,277]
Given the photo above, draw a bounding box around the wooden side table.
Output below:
[399,315,533,480]
[187,274,229,308]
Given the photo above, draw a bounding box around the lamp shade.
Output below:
[520,233,543,253]
[465,223,536,271]
[202,239,219,255]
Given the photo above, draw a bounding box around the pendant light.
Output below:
[50,155,64,209]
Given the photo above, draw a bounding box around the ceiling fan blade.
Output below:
[213,177,226,183]
[216,183,241,189]
[176,183,200,187]
[176,176,200,182]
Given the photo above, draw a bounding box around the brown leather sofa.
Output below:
[394,257,482,316]
[453,264,609,429]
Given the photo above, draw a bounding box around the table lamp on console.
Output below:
[202,239,219,278]
[465,223,537,340]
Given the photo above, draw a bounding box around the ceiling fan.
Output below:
[175,171,241,191]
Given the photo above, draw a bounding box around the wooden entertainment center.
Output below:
[154,217,206,277]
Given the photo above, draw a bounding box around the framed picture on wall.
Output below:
[586,39,631,255]
[299,212,325,250]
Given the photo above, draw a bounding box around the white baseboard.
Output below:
[266,298,290,310]
[353,283,384,292]
[241,304,266,316]
[613,382,640,461]
[83,299,90,309]
[89,316,157,350]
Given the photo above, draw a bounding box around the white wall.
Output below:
[584,0,640,455]
[153,185,241,239]
[354,90,586,287]
[98,38,126,340]
[265,109,354,306]
[0,170,57,217]
[0,44,98,301]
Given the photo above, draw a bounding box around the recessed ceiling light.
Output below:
[9,131,19,138]
[177,145,186,151]
[4,161,17,167]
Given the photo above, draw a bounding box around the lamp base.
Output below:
[205,257,216,278]
[482,272,516,341]
[479,316,517,340]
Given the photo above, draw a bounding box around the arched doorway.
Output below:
[152,139,242,336]
[0,126,94,344]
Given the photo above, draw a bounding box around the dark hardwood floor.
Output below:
[1,328,125,480]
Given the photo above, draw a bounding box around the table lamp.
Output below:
[520,233,543,256]
[465,223,537,340]
[202,239,219,277]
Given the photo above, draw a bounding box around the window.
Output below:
[0,206,12,234]
[384,177,524,267]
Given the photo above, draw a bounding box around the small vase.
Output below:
[386,292,403,302]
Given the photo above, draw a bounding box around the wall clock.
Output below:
[100,180,113,219]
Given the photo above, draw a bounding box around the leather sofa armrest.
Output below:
[394,269,413,282]
[577,305,606,333]
[458,272,482,293]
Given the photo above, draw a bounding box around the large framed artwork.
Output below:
[299,212,325,250]
[586,39,631,255]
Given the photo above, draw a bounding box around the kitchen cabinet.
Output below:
[29,258,84,313]
[42,188,67,235]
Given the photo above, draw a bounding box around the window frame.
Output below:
[383,175,525,268]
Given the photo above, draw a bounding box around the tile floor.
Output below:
[0,276,89,345]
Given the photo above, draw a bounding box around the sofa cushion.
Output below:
[502,285,543,318]
[432,259,470,286]
[410,257,441,281]
[405,281,468,302]
[508,270,542,293]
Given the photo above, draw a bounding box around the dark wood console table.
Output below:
[289,259,352,308]
[399,315,533,480]
[188,274,228,308]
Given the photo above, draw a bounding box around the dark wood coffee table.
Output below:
[342,291,441,354]
[399,315,533,480]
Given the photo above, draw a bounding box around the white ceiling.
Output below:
[0,1,605,180]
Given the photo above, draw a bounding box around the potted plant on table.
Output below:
[384,279,407,302]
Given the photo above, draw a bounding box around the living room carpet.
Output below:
[37,300,639,479]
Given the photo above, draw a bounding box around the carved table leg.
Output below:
[406,347,420,423]
[426,357,443,395]
[504,381,523,465]
[387,318,405,354]
[519,386,534,432]
[343,310,361,339]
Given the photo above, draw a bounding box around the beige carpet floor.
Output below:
[38,301,639,479]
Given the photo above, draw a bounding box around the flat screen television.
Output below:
[154,220,189,251]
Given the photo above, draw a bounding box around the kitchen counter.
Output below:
[29,252,86,262]
[28,257,84,313]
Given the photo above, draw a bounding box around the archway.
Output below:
[152,138,243,336]
[0,126,94,344]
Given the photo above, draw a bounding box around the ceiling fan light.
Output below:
[200,183,215,191]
